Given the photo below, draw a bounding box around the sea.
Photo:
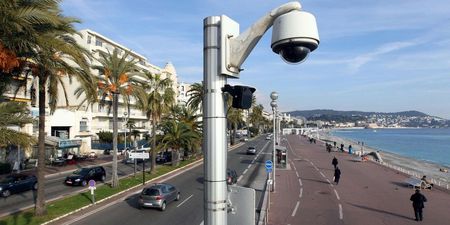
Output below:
[331,128,450,167]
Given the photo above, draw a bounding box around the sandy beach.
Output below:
[318,130,450,189]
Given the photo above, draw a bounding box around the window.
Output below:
[80,120,88,132]
[87,36,92,44]
[95,38,103,47]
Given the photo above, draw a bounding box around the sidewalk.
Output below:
[268,135,450,225]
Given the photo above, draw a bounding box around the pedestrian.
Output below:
[333,141,336,148]
[326,144,331,153]
[334,167,341,184]
[332,156,338,169]
[410,189,427,221]
[340,143,344,152]
[348,145,352,154]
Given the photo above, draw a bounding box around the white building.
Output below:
[177,82,192,106]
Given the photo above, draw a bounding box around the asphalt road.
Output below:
[69,136,272,225]
[0,158,151,216]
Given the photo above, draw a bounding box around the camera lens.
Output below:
[279,46,310,64]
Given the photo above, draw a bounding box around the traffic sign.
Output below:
[129,152,150,159]
[89,179,96,187]
[265,160,273,169]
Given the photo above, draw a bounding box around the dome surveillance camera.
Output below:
[271,10,320,64]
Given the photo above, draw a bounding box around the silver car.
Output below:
[138,183,180,211]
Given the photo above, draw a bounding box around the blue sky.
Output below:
[61,0,450,119]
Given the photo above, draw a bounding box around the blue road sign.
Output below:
[265,160,273,170]
[89,179,96,187]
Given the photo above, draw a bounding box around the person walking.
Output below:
[332,156,338,169]
[340,143,344,152]
[348,145,353,154]
[334,167,341,185]
[410,189,427,221]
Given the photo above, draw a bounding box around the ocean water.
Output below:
[331,128,450,167]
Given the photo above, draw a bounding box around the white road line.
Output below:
[237,175,243,182]
[243,169,248,175]
[314,166,319,171]
[298,178,303,186]
[295,171,299,177]
[326,178,331,184]
[310,161,314,166]
[299,188,303,198]
[339,204,343,220]
[291,201,300,217]
[247,164,251,169]
[319,172,326,178]
[177,194,194,207]
[334,189,340,200]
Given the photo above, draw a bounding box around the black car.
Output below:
[65,166,106,186]
[0,174,37,198]
[226,169,238,185]
[156,152,172,164]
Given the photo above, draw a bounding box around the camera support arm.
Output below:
[226,2,302,74]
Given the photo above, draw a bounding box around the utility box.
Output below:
[276,145,287,169]
[227,185,255,225]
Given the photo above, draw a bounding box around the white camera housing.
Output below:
[271,10,320,64]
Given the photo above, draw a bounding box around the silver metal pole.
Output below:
[203,16,228,225]
[272,108,276,192]
[277,110,281,144]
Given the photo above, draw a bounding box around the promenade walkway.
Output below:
[268,135,450,225]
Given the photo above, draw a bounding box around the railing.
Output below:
[257,176,270,225]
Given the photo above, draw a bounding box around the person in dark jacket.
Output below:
[334,167,341,184]
[410,189,427,221]
[332,157,338,169]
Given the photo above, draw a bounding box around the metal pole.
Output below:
[277,110,281,144]
[272,108,276,192]
[143,160,145,185]
[203,16,228,225]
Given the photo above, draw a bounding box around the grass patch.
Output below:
[0,157,199,225]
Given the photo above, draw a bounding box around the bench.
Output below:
[405,177,432,189]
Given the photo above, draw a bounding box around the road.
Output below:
[0,157,151,216]
[69,136,272,225]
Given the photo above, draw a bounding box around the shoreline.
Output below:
[318,130,450,188]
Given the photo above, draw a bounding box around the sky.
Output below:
[61,0,450,119]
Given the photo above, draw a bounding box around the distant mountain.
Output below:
[287,109,430,119]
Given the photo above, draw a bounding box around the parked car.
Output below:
[156,151,172,164]
[88,152,97,159]
[64,166,106,186]
[247,146,257,155]
[265,136,271,140]
[0,174,37,198]
[138,183,180,211]
[226,169,238,185]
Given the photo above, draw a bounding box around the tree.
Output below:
[159,120,199,167]
[0,102,36,148]
[249,104,264,134]
[186,82,203,111]
[138,72,175,174]
[91,49,145,188]
[168,105,202,155]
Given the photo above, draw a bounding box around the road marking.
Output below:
[238,175,243,182]
[291,201,300,217]
[310,161,314,166]
[299,188,303,198]
[247,164,251,169]
[298,178,303,186]
[339,204,343,220]
[295,171,299,177]
[314,166,319,171]
[243,169,248,175]
[319,172,326,178]
[177,194,194,207]
[334,189,340,200]
[326,178,331,184]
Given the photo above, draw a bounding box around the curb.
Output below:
[41,142,245,225]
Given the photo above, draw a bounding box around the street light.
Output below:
[203,2,319,224]
[123,112,129,151]
[270,97,278,192]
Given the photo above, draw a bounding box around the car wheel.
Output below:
[2,190,11,198]
[160,201,166,211]
[175,193,180,201]
[33,182,38,190]
[81,180,87,186]
[101,175,106,182]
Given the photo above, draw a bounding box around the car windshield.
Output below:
[0,176,14,184]
[142,188,160,196]
[73,168,90,176]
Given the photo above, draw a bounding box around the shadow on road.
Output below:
[301,177,331,185]
[347,202,413,220]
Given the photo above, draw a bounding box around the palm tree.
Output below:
[92,49,145,188]
[138,72,175,174]
[168,105,202,156]
[0,102,36,148]
[159,120,199,167]
[186,82,203,111]
[249,104,264,134]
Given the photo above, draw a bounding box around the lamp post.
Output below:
[270,92,278,192]
[203,2,319,224]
